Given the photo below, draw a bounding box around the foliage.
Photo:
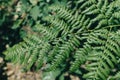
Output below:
[3,0,120,80]
[0,0,21,53]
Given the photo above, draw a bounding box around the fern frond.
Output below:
[43,16,70,36]
[83,29,120,80]
[108,71,120,80]
[35,43,51,69]
[49,5,88,32]
[34,24,58,40]
[113,11,120,19]
[50,35,80,70]
[47,44,59,62]
[78,0,120,29]
[70,44,92,72]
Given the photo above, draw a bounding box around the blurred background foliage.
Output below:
[0,0,21,53]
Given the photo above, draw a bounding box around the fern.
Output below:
[4,0,120,80]
[83,29,120,79]
[108,71,120,80]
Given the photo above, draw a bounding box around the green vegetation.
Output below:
[1,0,120,80]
